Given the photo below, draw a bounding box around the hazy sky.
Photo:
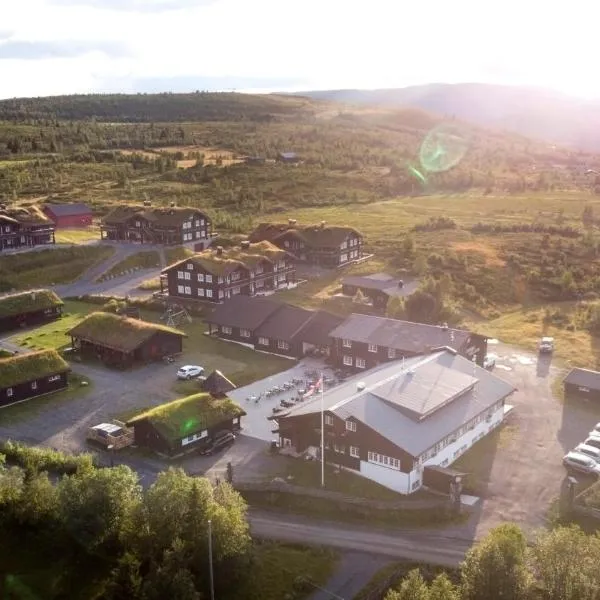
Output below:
[1,0,598,99]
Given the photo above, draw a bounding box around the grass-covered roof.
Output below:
[0,289,63,319]
[0,349,69,388]
[67,311,187,353]
[127,392,245,441]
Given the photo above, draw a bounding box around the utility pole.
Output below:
[208,519,215,600]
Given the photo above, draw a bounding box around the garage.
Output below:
[563,368,600,402]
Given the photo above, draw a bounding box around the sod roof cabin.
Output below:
[103,205,209,227]
[67,312,187,367]
[0,349,69,407]
[0,289,63,333]
[127,392,246,456]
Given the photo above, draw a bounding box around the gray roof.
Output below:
[342,273,409,297]
[564,368,600,390]
[294,310,345,347]
[280,350,516,457]
[205,295,282,330]
[255,304,314,342]
[43,203,91,217]
[329,313,473,354]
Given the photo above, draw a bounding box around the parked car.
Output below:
[583,435,600,450]
[177,365,205,380]
[575,443,600,462]
[538,337,554,353]
[590,422,600,436]
[200,432,235,456]
[563,451,600,475]
[483,354,497,370]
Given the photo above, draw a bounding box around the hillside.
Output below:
[297,83,600,152]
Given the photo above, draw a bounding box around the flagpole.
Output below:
[320,371,325,488]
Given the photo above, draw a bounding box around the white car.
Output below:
[563,451,600,476]
[575,443,600,462]
[483,354,497,370]
[590,422,600,436]
[177,365,205,380]
[539,337,554,353]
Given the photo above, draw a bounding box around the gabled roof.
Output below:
[0,289,63,319]
[280,350,516,457]
[248,222,362,248]
[292,310,344,347]
[0,349,69,388]
[564,368,600,391]
[67,312,187,353]
[102,205,208,227]
[329,314,473,354]
[162,240,288,276]
[255,304,314,342]
[127,392,245,442]
[204,295,282,330]
[43,203,92,217]
[202,370,237,395]
[0,206,52,225]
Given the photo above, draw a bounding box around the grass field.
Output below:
[137,276,162,291]
[165,245,195,264]
[97,250,161,281]
[54,226,100,244]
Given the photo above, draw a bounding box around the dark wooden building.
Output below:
[253,304,314,358]
[0,206,56,251]
[0,349,69,407]
[100,204,211,245]
[272,349,515,494]
[43,203,93,228]
[563,368,600,402]
[0,289,63,333]
[201,370,237,397]
[329,313,488,371]
[127,392,245,457]
[161,240,295,303]
[341,273,414,310]
[248,220,363,268]
[67,312,187,368]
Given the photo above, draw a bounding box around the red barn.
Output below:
[43,203,93,228]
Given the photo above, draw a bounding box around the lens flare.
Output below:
[419,123,469,173]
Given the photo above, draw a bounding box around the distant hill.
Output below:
[293,83,600,151]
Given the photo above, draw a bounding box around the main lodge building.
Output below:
[0,206,56,251]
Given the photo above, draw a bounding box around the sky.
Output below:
[1,0,599,99]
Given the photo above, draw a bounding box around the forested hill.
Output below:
[0,92,321,122]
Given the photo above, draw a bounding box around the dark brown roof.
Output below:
[103,205,209,227]
[205,295,282,330]
[248,222,362,248]
[564,368,600,390]
[202,370,237,395]
[43,203,92,217]
[294,310,345,347]
[255,304,314,342]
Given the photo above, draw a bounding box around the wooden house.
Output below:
[67,312,187,368]
[0,289,63,333]
[0,206,56,251]
[127,392,246,457]
[248,220,363,268]
[43,203,93,228]
[161,240,295,303]
[100,204,211,245]
[0,349,69,407]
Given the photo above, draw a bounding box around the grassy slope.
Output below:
[99,250,161,280]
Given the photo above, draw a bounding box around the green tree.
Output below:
[102,552,143,600]
[386,296,405,320]
[13,471,59,528]
[461,524,530,600]
[404,290,438,324]
[428,573,460,600]
[385,568,430,600]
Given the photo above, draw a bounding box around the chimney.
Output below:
[240,240,250,250]
[356,382,366,392]
[216,246,224,256]
[170,202,176,208]
[320,220,326,228]
[288,219,297,226]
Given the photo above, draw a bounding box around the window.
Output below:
[258,337,269,346]
[194,220,200,227]
[206,289,213,298]
[356,358,366,369]
[231,272,240,281]
[232,287,241,295]
[240,329,251,338]
[206,275,213,283]
[388,348,396,359]
[186,263,193,270]
[31,381,37,390]
[218,276,223,283]
[368,343,378,353]
[200,219,205,225]
[343,355,353,366]
[177,285,184,294]
[197,288,205,297]
[6,388,13,397]
[221,326,232,335]
[48,375,61,382]
[177,271,184,279]
[184,286,191,295]
[197,273,204,282]
[256,266,264,275]
[340,254,348,263]
[325,415,334,426]
[135,220,141,227]
[350,446,359,458]
[342,339,352,348]
[184,272,191,280]
[367,451,400,470]
[181,430,207,446]
[333,444,345,454]
[579,386,591,393]
[345,420,357,432]
[195,231,201,239]
[340,241,347,249]
[277,340,290,350]
[218,290,224,299]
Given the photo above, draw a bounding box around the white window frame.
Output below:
[31,381,37,390]
[6,388,13,397]
[345,420,357,432]
[218,290,224,299]
[205,274,213,283]
[233,287,241,295]
[186,263,193,270]
[181,430,208,446]
[258,337,269,346]
[350,446,359,458]
[48,375,61,382]
[197,288,205,297]
[333,444,345,454]
[221,326,232,335]
[277,340,290,350]
[356,358,366,369]
[343,355,353,366]
[184,286,191,295]
[388,348,396,359]
[342,339,352,348]
[368,343,378,353]
[325,415,334,426]
[197,273,204,282]
[177,285,185,294]
[206,289,213,298]
[177,271,184,279]
[231,271,241,281]
[240,329,251,338]
[184,271,191,280]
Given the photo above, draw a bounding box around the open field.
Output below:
[54,226,100,244]
[137,276,162,290]
[164,245,195,264]
[97,250,161,281]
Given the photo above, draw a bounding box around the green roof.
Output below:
[67,311,187,353]
[0,289,63,319]
[128,392,245,441]
[0,349,69,388]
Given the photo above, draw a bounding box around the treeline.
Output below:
[384,524,600,600]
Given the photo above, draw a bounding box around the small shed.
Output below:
[43,203,93,228]
[126,392,246,457]
[0,289,63,333]
[87,422,134,449]
[201,370,236,397]
[67,311,187,368]
[564,368,600,402]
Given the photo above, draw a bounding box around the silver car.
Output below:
[575,444,600,462]
[563,451,600,476]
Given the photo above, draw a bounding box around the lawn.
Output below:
[0,246,115,291]
[137,276,162,291]
[97,250,161,281]
[54,226,100,244]
[165,245,195,265]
